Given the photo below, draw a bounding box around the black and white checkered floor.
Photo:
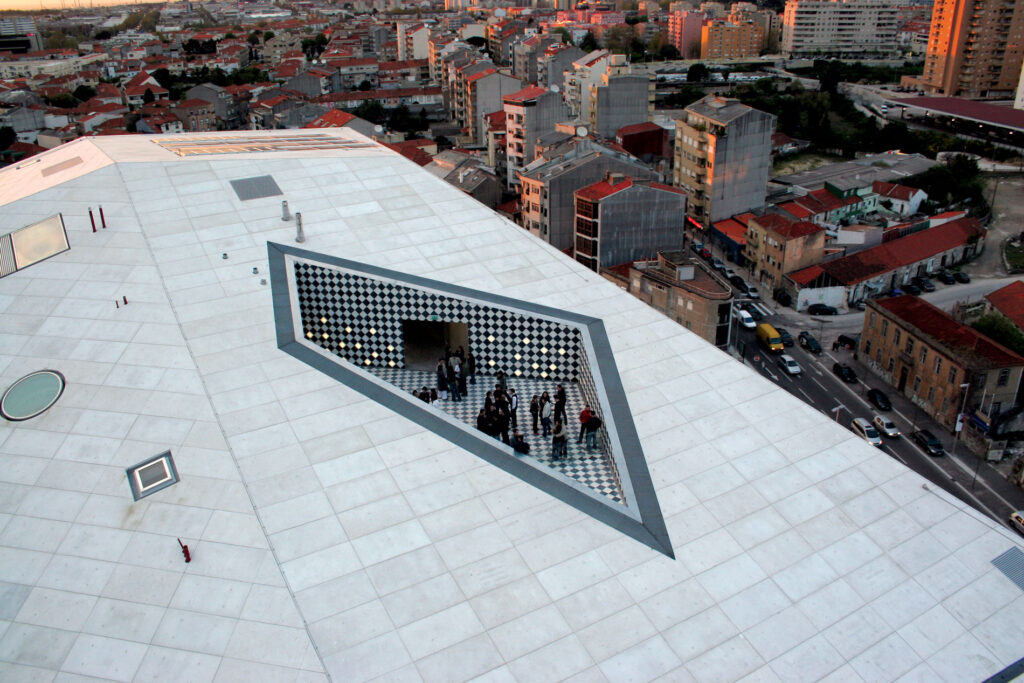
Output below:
[367,367,624,503]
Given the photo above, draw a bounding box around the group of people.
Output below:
[408,345,603,461]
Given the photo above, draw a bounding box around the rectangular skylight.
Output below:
[1,214,69,278]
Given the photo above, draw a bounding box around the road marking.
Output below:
[905,441,1007,520]
[942,449,1022,513]
[884,446,907,464]
[811,377,827,392]
[799,389,811,401]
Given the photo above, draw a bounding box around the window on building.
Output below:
[997,368,1010,387]
[926,387,934,403]
[905,338,914,354]
[882,320,889,336]
[934,357,942,375]
[893,329,901,345]
[875,348,882,362]
[888,357,895,372]
[919,348,927,364]
[869,312,876,328]
[864,340,872,355]
[948,367,957,384]
[992,402,1002,415]
[913,376,921,393]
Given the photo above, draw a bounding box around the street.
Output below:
[730,316,1024,534]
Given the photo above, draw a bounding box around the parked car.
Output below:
[743,304,764,321]
[832,363,857,383]
[902,283,922,295]
[773,289,792,307]
[776,327,794,347]
[912,276,935,292]
[691,241,704,255]
[867,388,892,411]
[798,331,822,354]
[873,414,901,439]
[937,270,956,285]
[912,429,945,456]
[730,275,758,299]
[779,354,802,375]
[699,247,712,260]
[836,334,860,350]
[1010,510,1024,535]
[851,417,883,447]
[723,267,737,280]
[712,258,725,271]
[736,308,756,329]
[954,271,971,283]
[807,303,839,315]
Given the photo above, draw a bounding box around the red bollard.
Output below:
[123,295,127,305]
[99,206,106,229]
[88,208,96,232]
[178,538,191,563]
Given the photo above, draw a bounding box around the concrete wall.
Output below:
[707,108,775,222]
[597,185,687,267]
[593,75,650,139]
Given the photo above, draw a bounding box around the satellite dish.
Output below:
[576,125,588,137]
[374,124,384,133]
[550,84,559,93]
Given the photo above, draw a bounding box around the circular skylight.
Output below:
[1,370,65,422]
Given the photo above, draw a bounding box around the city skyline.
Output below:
[0,0,164,11]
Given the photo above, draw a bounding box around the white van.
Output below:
[851,417,882,447]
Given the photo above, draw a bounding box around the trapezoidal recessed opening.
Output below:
[401,320,469,371]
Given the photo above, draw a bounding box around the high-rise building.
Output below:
[781,0,899,58]
[588,72,653,139]
[674,95,776,224]
[919,0,1024,99]
[700,20,765,59]
[504,86,570,188]
[667,11,705,58]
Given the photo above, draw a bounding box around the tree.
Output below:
[143,88,155,104]
[0,126,15,151]
[224,32,237,40]
[357,80,373,91]
[466,36,487,49]
[247,31,262,46]
[553,27,573,45]
[603,25,635,54]
[580,31,599,52]
[263,31,275,43]
[687,63,709,82]
[94,30,112,41]
[972,314,1024,356]
[353,100,386,124]
[73,85,97,102]
[46,93,79,109]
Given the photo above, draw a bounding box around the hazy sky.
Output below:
[0,0,165,12]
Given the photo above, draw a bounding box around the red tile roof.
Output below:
[874,295,1024,368]
[485,110,507,131]
[466,68,498,84]
[788,265,822,286]
[776,220,824,240]
[503,85,548,103]
[712,218,747,246]
[821,217,983,285]
[303,109,357,128]
[873,180,921,202]
[777,201,814,220]
[650,182,686,196]
[616,121,662,136]
[576,177,633,201]
[985,280,1024,331]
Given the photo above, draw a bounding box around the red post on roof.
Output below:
[99,206,106,229]
[178,538,191,563]
[123,295,127,305]
[88,208,96,232]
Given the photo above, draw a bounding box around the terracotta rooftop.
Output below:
[984,280,1024,331]
[503,85,548,103]
[874,295,1024,369]
[616,121,663,136]
[575,177,633,201]
[303,109,357,128]
[873,180,921,202]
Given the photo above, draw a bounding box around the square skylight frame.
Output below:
[126,451,179,501]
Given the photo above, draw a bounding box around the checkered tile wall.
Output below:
[295,261,584,382]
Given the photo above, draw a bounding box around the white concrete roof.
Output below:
[1,129,1023,682]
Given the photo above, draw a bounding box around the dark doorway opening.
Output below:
[402,320,469,371]
[898,366,909,393]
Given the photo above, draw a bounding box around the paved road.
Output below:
[731,319,1024,534]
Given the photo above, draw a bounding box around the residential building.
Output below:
[285,67,340,99]
[537,44,586,91]
[334,58,380,90]
[512,34,561,84]
[774,181,878,227]
[983,280,1024,335]
[486,19,526,66]
[615,121,672,163]
[573,174,688,272]
[728,3,783,48]
[519,139,655,250]
[136,115,184,134]
[173,98,216,132]
[0,16,42,53]
[466,68,521,145]
[624,251,735,346]
[378,60,429,88]
[742,213,826,291]
[918,0,1024,98]
[424,150,502,209]
[872,180,928,216]
[588,72,654,140]
[786,215,985,309]
[862,296,1024,432]
[781,0,900,58]
[700,20,765,59]
[504,86,570,188]
[483,110,508,181]
[562,50,612,120]
[674,95,776,225]
[186,83,247,129]
[397,22,430,60]
[667,11,705,57]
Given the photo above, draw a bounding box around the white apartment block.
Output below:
[782,0,899,58]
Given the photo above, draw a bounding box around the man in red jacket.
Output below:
[577,405,592,444]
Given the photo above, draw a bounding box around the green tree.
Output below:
[466,35,487,49]
[46,93,79,109]
[73,85,97,102]
[247,31,262,45]
[553,27,572,45]
[603,25,635,54]
[353,100,386,124]
[0,126,15,151]
[971,314,1024,356]
[263,31,275,42]
[224,32,237,40]
[357,80,373,91]
[580,31,599,52]
[687,63,709,82]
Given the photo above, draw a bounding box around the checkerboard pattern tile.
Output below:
[369,367,624,503]
[294,261,583,382]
